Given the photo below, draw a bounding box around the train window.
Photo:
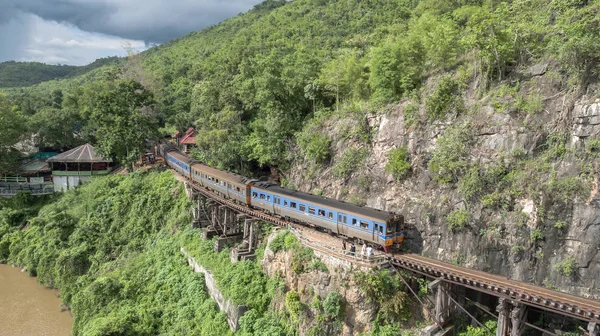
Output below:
[267,196,271,202]
[352,218,357,226]
[216,179,219,184]
[299,204,306,212]
[237,187,241,192]
[252,192,258,199]
[308,207,316,215]
[343,216,347,223]
[284,201,289,207]
[318,209,325,217]
[328,212,333,219]
[338,214,343,222]
[375,224,378,232]
[360,221,369,230]
[379,226,383,234]
[291,202,297,209]
[260,194,265,200]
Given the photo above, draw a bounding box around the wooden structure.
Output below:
[48,144,113,191]
[173,128,197,154]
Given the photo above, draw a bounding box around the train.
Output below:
[158,142,405,252]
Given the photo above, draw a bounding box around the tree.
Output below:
[29,107,82,149]
[87,80,159,167]
[0,94,26,173]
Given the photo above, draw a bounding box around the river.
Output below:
[0,264,73,336]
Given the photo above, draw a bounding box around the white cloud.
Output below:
[14,14,146,65]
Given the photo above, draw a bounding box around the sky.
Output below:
[0,0,262,66]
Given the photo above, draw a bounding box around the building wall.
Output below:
[53,175,91,192]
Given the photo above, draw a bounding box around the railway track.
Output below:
[181,173,600,324]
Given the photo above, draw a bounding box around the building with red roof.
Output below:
[176,128,197,154]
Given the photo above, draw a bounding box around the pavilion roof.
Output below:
[47,144,113,163]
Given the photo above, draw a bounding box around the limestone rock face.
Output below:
[261,234,378,336]
[286,68,600,300]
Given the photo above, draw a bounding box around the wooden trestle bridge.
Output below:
[178,170,599,336]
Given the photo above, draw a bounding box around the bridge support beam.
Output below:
[497,298,511,336]
[509,303,525,336]
[496,299,526,336]
[230,219,259,263]
[589,322,599,336]
[429,279,452,327]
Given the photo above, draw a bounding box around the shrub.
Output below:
[308,260,329,273]
[385,147,411,181]
[291,246,315,275]
[333,148,368,179]
[515,94,544,115]
[311,295,322,310]
[426,75,463,121]
[269,230,289,253]
[446,209,470,232]
[284,233,300,250]
[323,292,344,319]
[298,130,331,164]
[458,166,483,200]
[429,126,473,184]
[555,257,577,277]
[404,103,419,128]
[554,220,567,231]
[587,139,600,156]
[285,290,302,322]
[530,229,544,243]
[458,320,498,336]
[547,176,589,203]
[545,133,567,160]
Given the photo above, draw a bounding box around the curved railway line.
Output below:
[177,168,600,325]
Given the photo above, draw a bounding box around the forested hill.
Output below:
[0,57,120,88]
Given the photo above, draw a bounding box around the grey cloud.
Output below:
[3,0,262,43]
[0,12,33,62]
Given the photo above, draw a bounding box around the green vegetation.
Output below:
[0,58,119,88]
[530,229,545,243]
[0,171,236,335]
[446,209,470,232]
[269,230,328,275]
[333,148,368,179]
[354,270,411,324]
[458,320,497,336]
[297,127,331,164]
[555,257,578,277]
[322,292,344,319]
[385,147,411,181]
[426,75,463,121]
[429,126,473,184]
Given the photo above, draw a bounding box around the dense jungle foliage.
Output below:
[2,0,599,175]
[0,172,404,335]
[0,57,119,88]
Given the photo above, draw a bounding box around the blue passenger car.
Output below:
[251,182,403,250]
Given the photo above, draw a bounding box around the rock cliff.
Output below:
[286,62,600,300]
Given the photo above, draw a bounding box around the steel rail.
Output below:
[174,170,600,324]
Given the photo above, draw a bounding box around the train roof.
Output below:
[167,151,194,164]
[253,182,398,222]
[192,162,256,186]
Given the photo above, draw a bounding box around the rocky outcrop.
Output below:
[286,65,600,300]
[261,233,378,336]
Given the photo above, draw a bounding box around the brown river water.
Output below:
[0,264,73,336]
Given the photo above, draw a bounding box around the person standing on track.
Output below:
[349,243,356,257]
[342,241,347,255]
[366,245,373,261]
[361,243,367,260]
